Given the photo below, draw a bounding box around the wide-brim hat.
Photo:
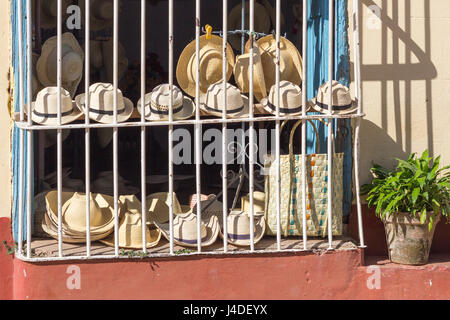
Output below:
[224,211,265,247]
[31,100,83,125]
[137,92,195,121]
[228,1,271,51]
[155,212,220,248]
[146,192,184,224]
[200,93,249,118]
[310,81,358,115]
[260,81,312,116]
[36,33,84,98]
[80,0,118,31]
[234,41,267,102]
[100,195,161,249]
[176,35,235,98]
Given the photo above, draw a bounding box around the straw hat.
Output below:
[234,40,267,102]
[176,35,235,98]
[191,195,224,228]
[260,80,310,116]
[146,192,184,224]
[200,81,249,118]
[155,212,220,248]
[311,80,358,115]
[75,83,134,123]
[137,84,195,121]
[80,0,116,31]
[30,87,83,125]
[228,1,271,51]
[241,191,266,214]
[101,195,161,249]
[36,0,72,30]
[225,211,265,246]
[246,35,303,91]
[42,191,116,243]
[37,33,84,98]
[101,38,129,83]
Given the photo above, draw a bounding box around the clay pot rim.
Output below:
[383,211,441,226]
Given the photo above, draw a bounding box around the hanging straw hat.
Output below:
[155,212,220,248]
[260,80,311,116]
[30,87,83,125]
[75,83,134,123]
[234,40,267,102]
[176,35,235,98]
[37,33,84,98]
[101,37,129,84]
[137,84,195,121]
[246,35,303,91]
[311,80,358,115]
[42,191,116,243]
[80,0,117,31]
[146,192,184,224]
[228,1,271,51]
[224,211,265,246]
[200,81,249,118]
[36,0,72,30]
[101,195,161,249]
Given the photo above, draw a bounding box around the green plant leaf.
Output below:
[420,208,427,224]
[411,187,420,204]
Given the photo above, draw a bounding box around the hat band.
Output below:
[89,107,126,115]
[203,104,244,114]
[316,102,353,111]
[33,108,75,118]
[227,232,254,240]
[268,102,302,114]
[174,234,208,245]
[150,104,183,115]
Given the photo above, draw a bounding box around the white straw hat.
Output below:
[146,192,184,224]
[225,210,265,246]
[31,87,83,125]
[37,33,84,98]
[75,83,134,123]
[80,0,117,31]
[200,81,249,118]
[137,84,195,121]
[311,80,358,115]
[260,80,310,116]
[176,35,235,98]
[241,191,266,214]
[155,212,220,248]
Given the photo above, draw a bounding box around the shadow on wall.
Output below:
[356,0,437,180]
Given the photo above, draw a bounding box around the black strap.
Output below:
[203,104,244,114]
[88,107,126,115]
[267,102,302,114]
[33,109,75,118]
[150,105,183,115]
[316,102,353,111]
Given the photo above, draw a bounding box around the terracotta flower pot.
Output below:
[383,212,440,265]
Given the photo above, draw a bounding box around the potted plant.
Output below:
[361,150,450,265]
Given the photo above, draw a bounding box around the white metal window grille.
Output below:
[14,0,366,261]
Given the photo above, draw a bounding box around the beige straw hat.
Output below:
[234,40,267,102]
[146,192,184,224]
[246,35,303,91]
[260,80,310,116]
[241,191,266,214]
[30,87,83,125]
[36,0,72,30]
[311,80,358,115]
[137,84,195,121]
[155,212,220,248]
[200,81,249,118]
[80,0,117,31]
[75,83,134,123]
[224,210,265,246]
[37,33,84,98]
[101,37,129,84]
[176,35,235,98]
[101,195,161,249]
[228,1,271,51]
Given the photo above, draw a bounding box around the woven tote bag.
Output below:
[264,119,344,237]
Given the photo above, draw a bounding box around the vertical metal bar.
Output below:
[274,0,281,251]
[353,0,365,247]
[301,0,308,250]
[140,0,147,253]
[168,0,174,255]
[327,0,334,250]
[195,0,202,252]
[221,0,228,253]
[113,0,119,256]
[241,0,245,54]
[17,0,24,255]
[85,0,91,257]
[57,0,63,257]
[26,0,33,258]
[248,0,255,252]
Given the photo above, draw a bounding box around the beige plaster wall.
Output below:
[0,0,11,218]
[349,0,450,185]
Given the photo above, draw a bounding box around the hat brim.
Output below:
[155,214,220,248]
[260,97,313,116]
[74,93,134,123]
[176,35,235,98]
[310,98,358,115]
[219,213,266,247]
[199,93,250,118]
[137,96,195,121]
[30,101,84,125]
[99,226,162,249]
